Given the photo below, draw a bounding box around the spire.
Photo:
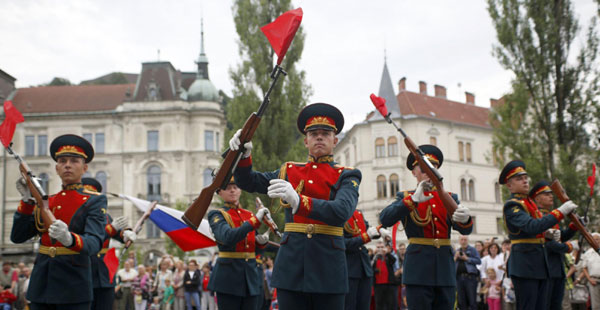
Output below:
[377,57,401,117]
[187,17,219,102]
[196,18,209,79]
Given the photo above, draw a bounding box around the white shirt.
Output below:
[480,254,505,280]
[117,268,138,287]
[582,248,600,277]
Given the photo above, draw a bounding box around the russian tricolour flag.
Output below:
[119,195,216,251]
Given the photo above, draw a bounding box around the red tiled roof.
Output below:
[396,91,491,128]
[11,84,135,114]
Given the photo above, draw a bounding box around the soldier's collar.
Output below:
[308,154,334,163]
[63,183,83,191]
[511,193,528,199]
[224,202,241,209]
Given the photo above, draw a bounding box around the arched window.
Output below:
[375,138,385,158]
[460,179,467,201]
[466,142,472,162]
[495,182,501,203]
[388,137,398,157]
[95,171,107,193]
[39,173,49,194]
[389,174,399,197]
[468,180,475,201]
[377,175,387,198]
[458,141,464,161]
[147,165,161,201]
[203,168,213,188]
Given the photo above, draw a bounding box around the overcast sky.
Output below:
[1,0,597,128]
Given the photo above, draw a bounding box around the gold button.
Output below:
[339,170,342,173]
[288,164,293,168]
[308,180,313,184]
[83,197,88,200]
[312,165,317,169]
[61,192,66,196]
[434,217,438,221]
[238,210,241,213]
[246,245,249,248]
[432,204,436,207]
[436,230,440,234]
[57,206,62,210]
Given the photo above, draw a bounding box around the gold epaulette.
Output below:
[82,189,101,196]
[218,209,236,228]
[333,164,354,170]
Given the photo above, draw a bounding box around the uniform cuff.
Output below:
[295,195,313,217]
[68,233,84,252]
[402,196,416,211]
[456,217,473,228]
[105,224,118,237]
[569,222,579,231]
[565,242,573,253]
[17,200,35,215]
[550,210,565,222]
[238,156,252,168]
[361,232,371,244]
[248,216,261,230]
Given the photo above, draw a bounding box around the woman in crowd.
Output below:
[183,260,201,310]
[153,257,174,300]
[480,242,505,282]
[132,264,151,310]
[172,261,186,310]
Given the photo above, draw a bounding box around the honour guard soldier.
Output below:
[379,145,474,310]
[207,177,270,310]
[343,209,381,310]
[83,178,137,310]
[500,160,578,310]
[11,134,106,310]
[231,103,361,310]
[529,180,578,310]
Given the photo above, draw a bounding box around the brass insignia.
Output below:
[351,180,358,188]
[213,217,220,223]
[513,207,520,213]
[101,208,107,214]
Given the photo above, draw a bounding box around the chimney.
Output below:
[398,77,406,92]
[465,92,475,105]
[419,81,427,95]
[434,84,446,98]
[490,98,498,108]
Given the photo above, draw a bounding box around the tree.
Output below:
[487,0,600,215]
[46,77,71,86]
[227,0,312,232]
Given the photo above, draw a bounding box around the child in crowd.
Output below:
[163,278,174,310]
[149,296,161,310]
[484,268,502,310]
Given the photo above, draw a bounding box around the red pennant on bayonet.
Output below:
[103,248,119,284]
[370,93,388,117]
[261,7,303,65]
[392,222,399,251]
[0,101,25,147]
[588,163,596,196]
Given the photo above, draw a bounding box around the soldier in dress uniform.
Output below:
[230,103,361,310]
[207,177,271,310]
[378,144,474,310]
[343,209,385,310]
[11,134,106,310]
[528,180,578,310]
[82,178,137,310]
[500,160,578,310]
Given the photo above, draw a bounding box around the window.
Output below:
[468,180,475,201]
[82,172,92,178]
[147,165,161,201]
[25,135,35,156]
[466,142,472,162]
[205,130,214,151]
[203,168,213,188]
[216,132,220,151]
[430,136,437,146]
[497,217,505,235]
[389,174,399,197]
[377,175,387,198]
[95,171,107,193]
[458,141,464,161]
[471,216,477,233]
[83,133,93,143]
[39,173,49,194]
[95,133,105,154]
[388,137,398,157]
[148,131,159,152]
[146,220,161,239]
[375,138,385,158]
[495,182,501,203]
[37,135,47,156]
[460,179,467,201]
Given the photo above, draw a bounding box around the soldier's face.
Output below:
[506,174,529,194]
[218,184,242,204]
[304,129,338,158]
[55,156,87,185]
[534,192,554,210]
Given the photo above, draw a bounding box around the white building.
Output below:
[336,61,505,244]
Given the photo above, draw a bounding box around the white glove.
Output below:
[557,201,578,216]
[256,208,270,223]
[367,226,381,239]
[123,230,137,243]
[553,229,561,242]
[112,216,129,231]
[48,220,73,246]
[255,230,270,245]
[571,240,580,252]
[228,129,253,158]
[452,205,471,224]
[267,179,300,214]
[544,229,556,240]
[16,177,34,203]
[412,181,434,203]
[379,228,392,240]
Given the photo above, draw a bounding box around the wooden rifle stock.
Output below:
[20,163,56,231]
[403,136,458,215]
[550,179,600,254]
[255,197,282,238]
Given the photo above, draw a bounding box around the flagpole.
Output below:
[1,147,6,250]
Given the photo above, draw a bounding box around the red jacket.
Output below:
[0,289,17,303]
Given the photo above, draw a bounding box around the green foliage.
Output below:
[80,72,130,85]
[487,0,600,226]
[227,0,312,232]
[46,77,71,86]
[163,200,188,260]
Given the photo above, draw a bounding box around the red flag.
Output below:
[588,163,596,196]
[392,222,399,251]
[370,93,388,117]
[261,7,303,65]
[0,101,25,147]
[103,248,119,284]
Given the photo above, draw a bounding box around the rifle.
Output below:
[255,197,282,238]
[550,179,600,256]
[6,143,56,240]
[575,195,593,264]
[119,200,157,261]
[182,65,287,230]
[370,95,458,215]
